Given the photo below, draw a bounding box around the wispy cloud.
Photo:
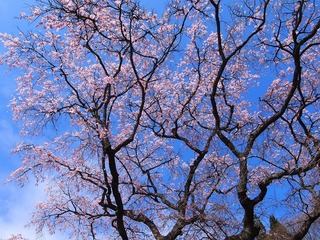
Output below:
[0,118,20,150]
[0,181,67,240]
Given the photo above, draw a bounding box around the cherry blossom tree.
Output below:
[1,0,320,239]
[7,234,29,240]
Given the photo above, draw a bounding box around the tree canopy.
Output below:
[1,0,320,239]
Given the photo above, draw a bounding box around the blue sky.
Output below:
[0,1,66,239]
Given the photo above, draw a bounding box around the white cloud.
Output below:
[0,183,40,239]
[0,181,67,240]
